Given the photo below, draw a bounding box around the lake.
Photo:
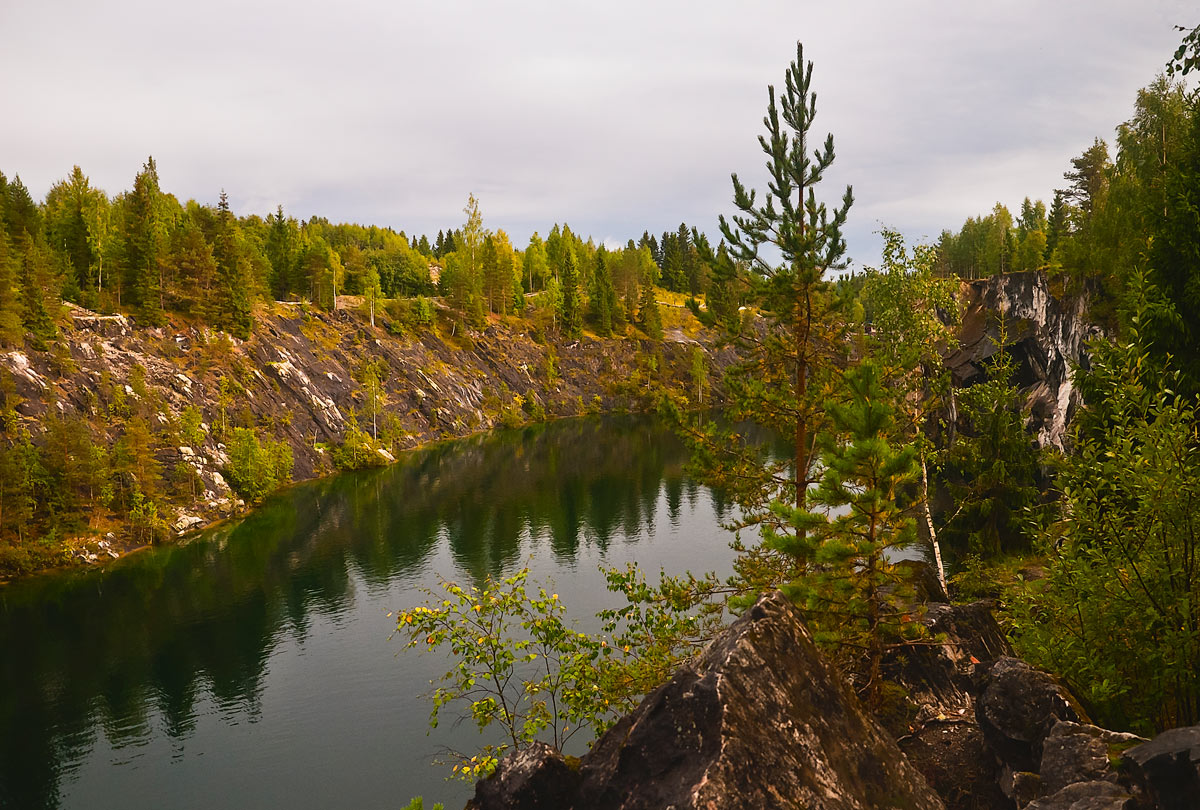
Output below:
[0,415,740,810]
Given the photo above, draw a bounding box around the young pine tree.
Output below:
[763,362,921,705]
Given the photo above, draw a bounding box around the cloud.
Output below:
[0,0,1192,266]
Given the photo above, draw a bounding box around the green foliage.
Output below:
[936,319,1042,558]
[396,569,605,780]
[1142,92,1200,391]
[128,491,168,545]
[759,362,924,703]
[223,427,293,503]
[1012,322,1200,733]
[397,565,725,780]
[400,799,444,810]
[332,415,388,470]
[689,40,854,523]
[559,249,582,339]
[1168,23,1200,76]
[179,404,205,448]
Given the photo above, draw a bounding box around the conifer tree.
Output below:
[266,205,299,299]
[587,248,615,336]
[0,231,25,345]
[559,248,582,339]
[693,41,853,524]
[18,237,61,344]
[119,157,167,321]
[764,362,921,704]
[211,190,253,338]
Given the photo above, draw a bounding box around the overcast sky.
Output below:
[1,0,1194,268]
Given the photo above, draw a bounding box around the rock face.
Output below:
[1,302,730,570]
[1121,725,1200,810]
[886,601,1014,810]
[470,591,945,810]
[946,271,1100,450]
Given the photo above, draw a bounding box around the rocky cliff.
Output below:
[945,272,1100,450]
[470,589,1200,810]
[470,591,947,810]
[0,301,725,569]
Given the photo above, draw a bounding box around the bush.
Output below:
[224,428,293,503]
[331,422,388,470]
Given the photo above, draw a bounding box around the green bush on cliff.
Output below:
[224,428,293,503]
[331,419,388,470]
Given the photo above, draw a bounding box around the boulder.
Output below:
[466,741,580,810]
[1121,725,1200,810]
[1039,721,1144,796]
[1023,780,1132,810]
[976,656,1084,773]
[470,591,945,810]
[885,601,1013,810]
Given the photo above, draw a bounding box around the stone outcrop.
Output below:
[468,593,1200,810]
[946,271,1100,450]
[1121,725,1200,810]
[976,656,1086,774]
[1,302,729,568]
[886,601,1014,810]
[469,591,945,810]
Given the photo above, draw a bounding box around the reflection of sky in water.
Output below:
[0,415,738,810]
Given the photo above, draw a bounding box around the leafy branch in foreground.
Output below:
[395,565,727,781]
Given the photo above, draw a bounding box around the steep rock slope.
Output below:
[946,272,1100,449]
[0,302,726,566]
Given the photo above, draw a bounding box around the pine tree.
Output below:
[764,362,921,705]
[119,157,167,321]
[694,41,854,521]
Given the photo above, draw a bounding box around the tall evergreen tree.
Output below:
[559,248,582,339]
[587,248,616,336]
[119,157,167,321]
[211,190,253,337]
[696,41,854,522]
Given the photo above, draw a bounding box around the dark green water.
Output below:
[0,415,738,810]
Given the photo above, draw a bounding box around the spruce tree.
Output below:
[559,249,582,339]
[211,190,253,338]
[587,248,615,336]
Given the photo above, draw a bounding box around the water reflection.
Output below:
[0,415,732,810]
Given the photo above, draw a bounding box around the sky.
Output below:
[1,0,1194,269]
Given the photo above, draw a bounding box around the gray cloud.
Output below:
[1,0,1193,266]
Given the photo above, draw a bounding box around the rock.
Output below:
[1024,780,1132,810]
[999,769,1044,808]
[466,741,580,810]
[977,656,1084,773]
[1039,721,1145,795]
[469,591,946,810]
[1121,725,1200,810]
[173,514,205,534]
[945,271,1100,450]
[888,601,1014,810]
